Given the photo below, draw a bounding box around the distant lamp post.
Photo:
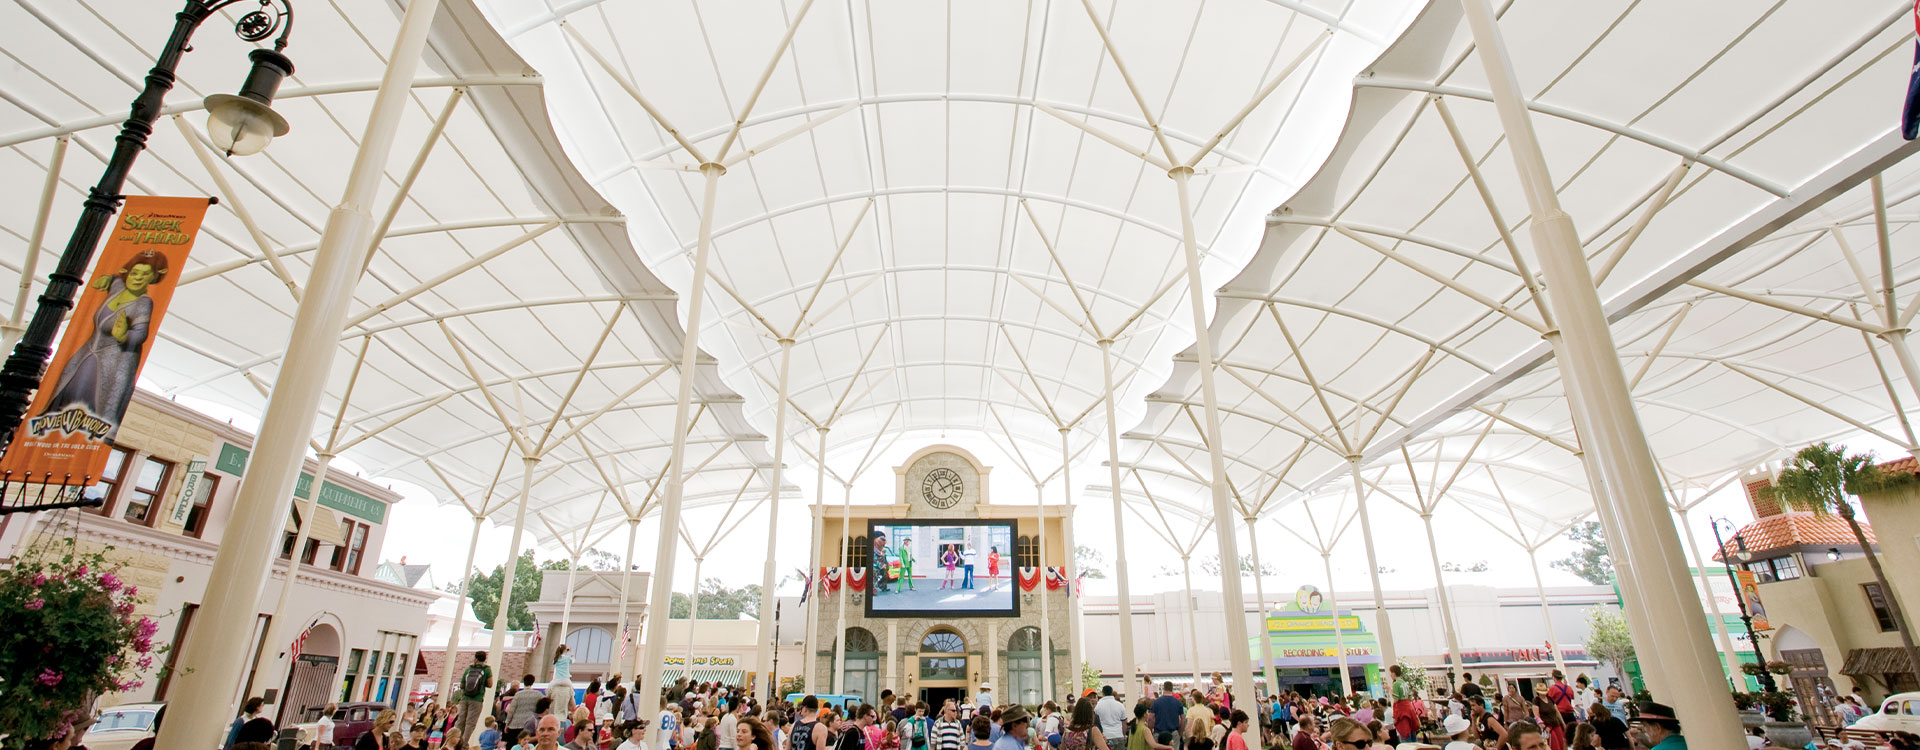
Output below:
[1711,517,1777,692]
[1826,547,1842,562]
[0,0,295,441]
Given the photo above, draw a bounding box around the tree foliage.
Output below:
[466,551,573,630]
[670,578,763,620]
[1075,545,1107,579]
[1585,607,1635,672]
[1160,554,1276,577]
[1551,521,1615,586]
[1081,660,1102,690]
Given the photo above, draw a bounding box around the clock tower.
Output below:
[894,444,989,518]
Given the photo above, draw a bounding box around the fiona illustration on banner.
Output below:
[1,196,209,488]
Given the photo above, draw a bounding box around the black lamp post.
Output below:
[1711,517,1778,693]
[0,0,295,444]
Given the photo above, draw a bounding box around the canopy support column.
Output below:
[1676,507,1743,685]
[1170,164,1257,718]
[834,481,853,693]
[251,450,335,708]
[614,518,640,684]
[1321,551,1353,696]
[804,427,828,691]
[6,135,68,351]
[436,513,487,704]
[1181,554,1201,687]
[1059,427,1082,696]
[485,454,541,707]
[1244,516,1279,698]
[638,161,726,710]
[1035,481,1056,699]
[1523,547,1570,679]
[1459,0,1741,741]
[559,554,582,667]
[153,1,442,744]
[1351,456,1396,680]
[685,556,705,680]
[1097,340,1139,699]
[755,338,795,699]
[1419,512,1463,678]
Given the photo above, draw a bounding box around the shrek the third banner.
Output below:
[0,196,211,486]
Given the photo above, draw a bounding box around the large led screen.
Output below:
[864,520,1018,618]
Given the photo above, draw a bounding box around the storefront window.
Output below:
[345,523,368,575]
[121,455,173,525]
[342,648,366,702]
[85,447,133,515]
[183,474,218,537]
[1008,627,1047,705]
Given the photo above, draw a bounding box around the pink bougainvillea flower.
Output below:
[37,669,62,687]
[25,598,44,610]
[99,571,122,591]
[136,617,159,638]
[137,655,154,671]
[124,585,138,598]
[73,564,88,577]
[31,572,47,586]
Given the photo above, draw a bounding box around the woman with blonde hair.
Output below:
[1323,718,1369,750]
[358,710,400,750]
[1185,713,1215,750]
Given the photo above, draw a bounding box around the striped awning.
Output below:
[1840,648,1915,676]
[672,669,746,687]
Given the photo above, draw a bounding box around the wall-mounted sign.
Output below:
[212,442,386,523]
[1295,585,1323,613]
[663,655,737,667]
[1267,614,1363,634]
[167,457,209,526]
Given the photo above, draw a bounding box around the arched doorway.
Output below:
[918,628,968,707]
[1007,627,1054,706]
[278,621,342,725]
[839,627,880,699]
[1774,625,1840,726]
[566,625,616,676]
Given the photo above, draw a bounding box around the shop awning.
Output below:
[1840,648,1915,676]
[285,506,349,547]
[671,669,746,686]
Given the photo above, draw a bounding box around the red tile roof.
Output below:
[1879,457,1919,474]
[1711,512,1876,561]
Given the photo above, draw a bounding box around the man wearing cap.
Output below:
[994,705,1032,750]
[1630,701,1686,750]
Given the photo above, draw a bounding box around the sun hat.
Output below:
[999,704,1031,726]
[1442,715,1470,737]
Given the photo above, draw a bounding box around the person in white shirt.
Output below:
[718,701,744,750]
[618,722,649,750]
[317,703,338,750]
[976,683,994,712]
[1094,687,1127,750]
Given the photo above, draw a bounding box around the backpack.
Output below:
[462,664,489,694]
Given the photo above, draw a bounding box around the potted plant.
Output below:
[1767,661,1793,676]
[0,539,163,747]
[1732,692,1758,711]
[1765,443,1920,688]
[1741,662,1766,676]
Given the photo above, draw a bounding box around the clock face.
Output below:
[921,467,964,508]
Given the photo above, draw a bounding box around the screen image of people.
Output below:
[867,522,1015,615]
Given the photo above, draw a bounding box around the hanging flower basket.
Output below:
[1766,660,1793,675]
[0,539,164,747]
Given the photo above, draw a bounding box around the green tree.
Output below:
[1081,661,1102,690]
[1075,546,1108,579]
[670,578,763,619]
[1764,442,1920,687]
[466,551,572,630]
[1551,521,1614,585]
[1585,607,1635,675]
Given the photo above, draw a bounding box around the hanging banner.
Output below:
[0,196,210,487]
[848,567,867,592]
[1045,566,1067,591]
[1017,567,1040,591]
[821,567,842,592]
[1736,569,1770,630]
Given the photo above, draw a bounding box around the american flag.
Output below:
[617,620,635,661]
[530,617,543,650]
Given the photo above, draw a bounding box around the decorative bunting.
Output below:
[1017,567,1040,591]
[1045,566,1068,591]
[848,567,867,591]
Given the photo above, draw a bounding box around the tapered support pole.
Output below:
[558,555,581,672]
[154,3,441,745]
[1350,457,1396,679]
[1181,555,1202,687]
[755,338,795,698]
[614,518,639,683]
[1035,482,1056,700]
[1097,340,1139,698]
[1244,517,1280,698]
[253,452,336,707]
[484,455,540,707]
[1458,0,1740,740]
[685,556,704,680]
[1058,427,1082,695]
[1879,329,1920,411]
[1675,509,1743,684]
[1572,447,1667,697]
[638,162,726,709]
[1170,165,1258,724]
[804,427,828,690]
[1523,548,1569,679]
[1322,552,1353,696]
[437,514,488,704]
[1419,513,1463,676]
[833,481,854,692]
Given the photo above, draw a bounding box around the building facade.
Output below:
[0,391,435,724]
[809,445,1075,707]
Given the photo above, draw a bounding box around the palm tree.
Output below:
[1764,442,1920,687]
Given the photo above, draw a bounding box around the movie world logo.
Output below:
[26,406,114,441]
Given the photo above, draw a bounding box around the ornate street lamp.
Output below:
[0,0,296,442]
[1711,517,1778,692]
